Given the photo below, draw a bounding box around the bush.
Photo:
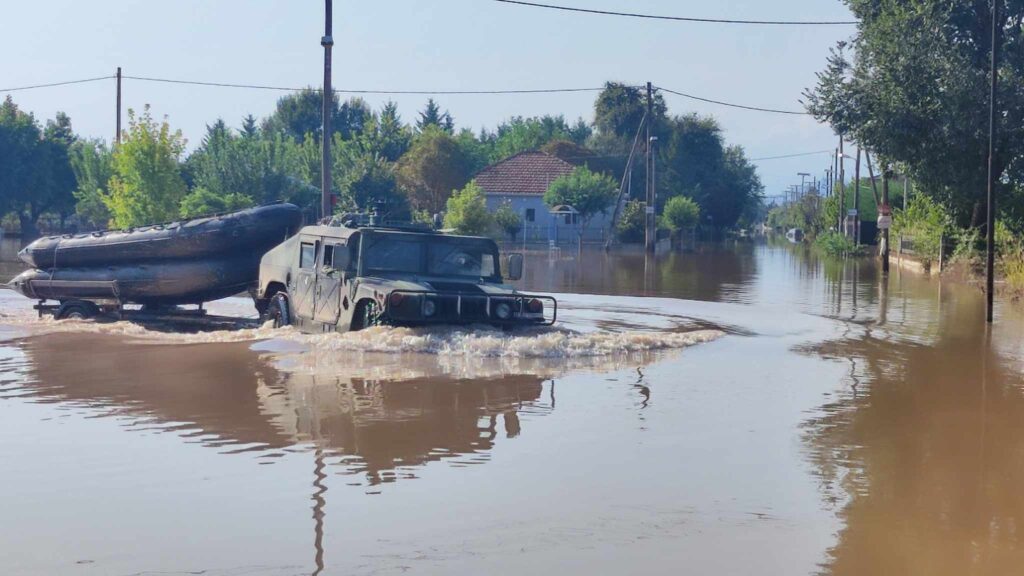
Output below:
[661,196,700,232]
[814,230,864,257]
[443,181,492,235]
[616,200,645,243]
[891,195,949,266]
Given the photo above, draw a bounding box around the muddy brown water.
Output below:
[2,236,1024,575]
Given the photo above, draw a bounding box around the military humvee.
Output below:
[255,221,556,332]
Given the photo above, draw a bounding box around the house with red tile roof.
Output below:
[473,151,612,244]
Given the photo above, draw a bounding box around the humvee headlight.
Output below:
[494,302,512,320]
[389,292,406,307]
[422,299,437,317]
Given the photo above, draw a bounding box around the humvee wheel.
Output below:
[264,293,291,328]
[351,300,381,331]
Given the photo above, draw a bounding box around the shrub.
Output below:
[443,181,492,235]
[891,195,949,266]
[814,230,864,257]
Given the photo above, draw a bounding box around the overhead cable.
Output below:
[750,150,833,161]
[491,0,857,26]
[657,86,809,115]
[124,75,608,95]
[0,75,113,93]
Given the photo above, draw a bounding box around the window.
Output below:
[322,244,334,268]
[427,243,497,279]
[299,242,317,269]
[525,208,535,222]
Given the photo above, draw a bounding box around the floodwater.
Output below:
[2,236,1024,575]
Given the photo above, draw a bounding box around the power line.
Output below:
[0,75,113,93]
[491,0,857,26]
[657,86,809,115]
[750,150,833,161]
[124,75,608,95]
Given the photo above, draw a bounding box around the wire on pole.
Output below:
[0,75,114,93]
[657,86,809,115]
[491,0,857,25]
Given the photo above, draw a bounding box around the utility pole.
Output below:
[644,81,655,253]
[320,0,334,222]
[882,168,891,274]
[854,147,862,245]
[838,137,846,234]
[986,0,1000,323]
[115,67,122,145]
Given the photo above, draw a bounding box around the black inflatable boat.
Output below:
[19,203,303,268]
[9,203,303,307]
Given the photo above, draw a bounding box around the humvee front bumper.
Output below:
[382,290,556,326]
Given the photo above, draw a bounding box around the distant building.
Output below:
[473,151,612,244]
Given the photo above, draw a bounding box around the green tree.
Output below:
[104,106,188,228]
[359,101,411,162]
[416,98,454,134]
[486,115,590,162]
[615,199,646,243]
[661,195,700,232]
[332,136,407,216]
[544,166,618,243]
[493,201,523,240]
[179,187,252,218]
[395,126,473,214]
[443,181,492,235]
[804,2,1024,228]
[0,97,76,237]
[262,89,370,142]
[592,82,667,152]
[660,114,762,228]
[69,139,113,229]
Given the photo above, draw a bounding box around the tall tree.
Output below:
[543,166,618,244]
[804,1,1024,227]
[262,89,370,141]
[70,139,113,229]
[486,115,589,162]
[0,97,76,237]
[416,98,454,134]
[359,101,411,162]
[395,126,472,213]
[104,106,188,228]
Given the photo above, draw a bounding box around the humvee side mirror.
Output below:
[506,253,524,281]
[334,248,350,271]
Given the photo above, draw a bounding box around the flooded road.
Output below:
[2,236,1023,575]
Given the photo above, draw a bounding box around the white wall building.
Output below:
[474,151,613,244]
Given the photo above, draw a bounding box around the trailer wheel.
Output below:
[264,293,291,328]
[56,301,98,320]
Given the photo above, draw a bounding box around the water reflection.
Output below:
[4,332,558,485]
[802,271,1024,575]
[516,241,758,301]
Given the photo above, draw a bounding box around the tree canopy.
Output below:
[104,106,188,228]
[544,166,618,236]
[804,1,1024,228]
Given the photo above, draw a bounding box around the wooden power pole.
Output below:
[644,82,655,253]
[854,147,861,245]
[985,0,1000,323]
[115,67,122,145]
[321,0,334,222]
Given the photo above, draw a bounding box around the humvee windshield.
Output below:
[361,232,499,280]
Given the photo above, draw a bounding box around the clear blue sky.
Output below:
[2,0,854,196]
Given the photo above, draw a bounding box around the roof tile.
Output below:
[473,151,576,196]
